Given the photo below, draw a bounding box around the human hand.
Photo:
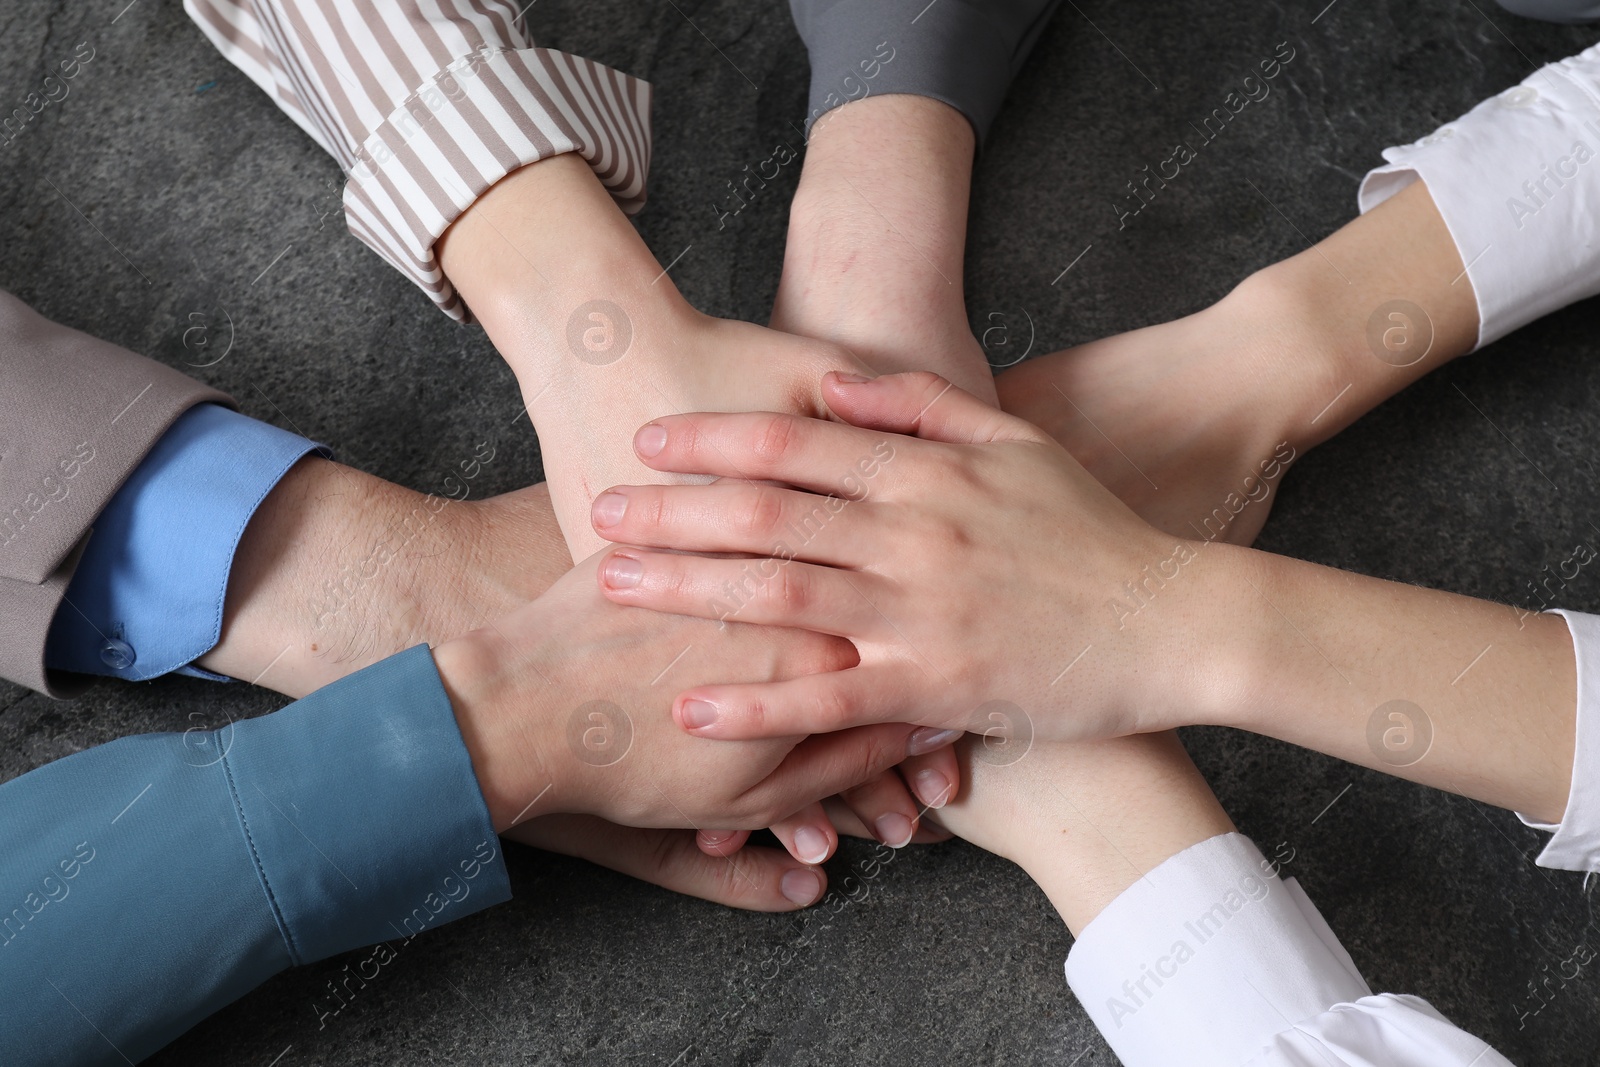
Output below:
[431,152,880,560]
[504,816,835,912]
[588,371,1250,745]
[431,549,957,841]
[205,456,952,886]
[534,306,877,558]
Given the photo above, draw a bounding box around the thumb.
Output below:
[821,370,1029,445]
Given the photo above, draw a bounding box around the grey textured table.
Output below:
[3,1,1599,1063]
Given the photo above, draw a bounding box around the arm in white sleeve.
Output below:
[1516,609,1600,872]
[1064,833,1512,1067]
[1358,41,1600,348]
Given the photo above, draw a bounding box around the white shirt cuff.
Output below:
[1066,833,1512,1065]
[1357,40,1600,349]
[1064,833,1370,1067]
[1245,994,1513,1066]
[1516,608,1600,872]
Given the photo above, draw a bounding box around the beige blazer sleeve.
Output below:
[0,290,231,697]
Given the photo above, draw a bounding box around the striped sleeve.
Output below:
[184,0,653,321]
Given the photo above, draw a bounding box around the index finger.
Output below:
[633,410,911,499]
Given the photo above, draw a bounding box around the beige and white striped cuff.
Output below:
[186,0,652,321]
[342,46,652,320]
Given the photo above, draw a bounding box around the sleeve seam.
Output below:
[219,741,302,965]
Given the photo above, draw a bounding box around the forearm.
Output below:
[943,732,1235,936]
[1203,543,1576,822]
[1256,179,1479,449]
[774,94,992,398]
[1212,179,1479,455]
[199,457,568,697]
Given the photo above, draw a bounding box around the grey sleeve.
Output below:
[789,0,1063,145]
[1494,0,1600,21]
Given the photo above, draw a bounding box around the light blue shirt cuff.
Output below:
[44,403,325,682]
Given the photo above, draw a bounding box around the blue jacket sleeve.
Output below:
[0,644,510,1065]
[45,402,326,683]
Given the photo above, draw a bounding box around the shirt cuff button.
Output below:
[99,637,136,671]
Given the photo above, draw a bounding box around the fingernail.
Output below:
[592,491,628,527]
[679,698,718,730]
[602,554,642,589]
[781,867,824,906]
[907,727,962,756]
[699,829,735,845]
[874,813,915,848]
[635,423,668,458]
[913,768,953,809]
[793,825,831,865]
[833,372,874,384]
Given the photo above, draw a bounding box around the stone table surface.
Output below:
[2,0,1599,1063]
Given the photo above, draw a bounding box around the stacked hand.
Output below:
[432,551,938,846]
[589,370,1248,744]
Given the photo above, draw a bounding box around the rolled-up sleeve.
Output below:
[185,0,652,321]
[1357,40,1600,349]
[1064,833,1510,1067]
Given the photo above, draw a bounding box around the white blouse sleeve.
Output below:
[1515,609,1600,872]
[1357,40,1600,349]
[1064,833,1511,1067]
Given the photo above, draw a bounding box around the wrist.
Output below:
[202,458,553,698]
[1218,179,1479,454]
[436,153,696,402]
[777,95,973,331]
[1206,261,1373,457]
[1155,539,1284,734]
[433,627,564,832]
[777,95,994,397]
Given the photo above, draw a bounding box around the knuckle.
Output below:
[899,370,953,414]
[737,487,787,541]
[638,487,668,530]
[769,565,811,615]
[814,679,855,731]
[855,732,891,782]
[751,414,800,464]
[743,691,769,734]
[708,857,750,902]
[645,830,686,880]
[660,558,701,602]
